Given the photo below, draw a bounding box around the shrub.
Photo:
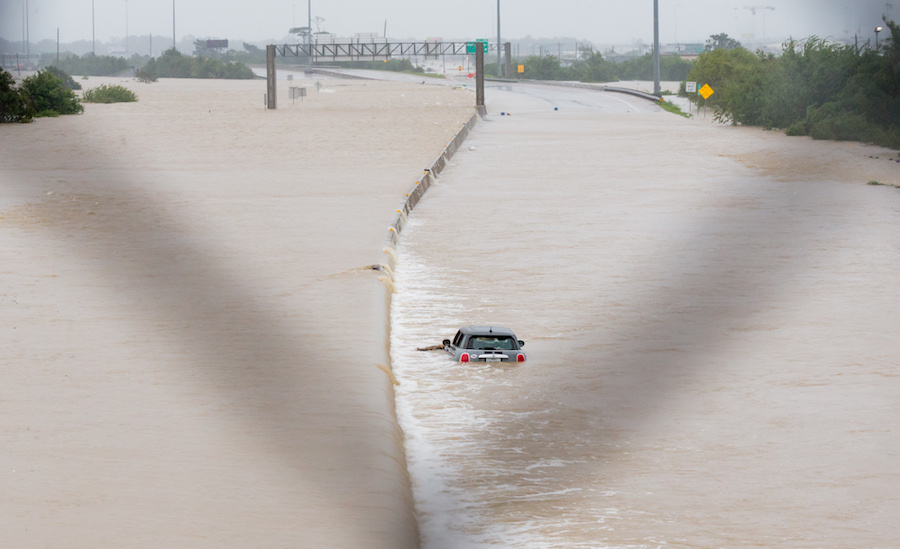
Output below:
[82,84,138,103]
[785,120,808,136]
[19,69,83,116]
[0,69,36,123]
[135,67,158,83]
[44,65,81,90]
[140,49,255,80]
[54,53,129,76]
[617,53,694,81]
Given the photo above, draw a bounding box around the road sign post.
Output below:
[698,84,714,118]
[476,44,486,116]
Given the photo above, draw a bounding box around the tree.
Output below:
[289,27,311,42]
[0,69,35,123]
[521,55,562,80]
[193,39,218,59]
[43,65,81,90]
[705,33,742,52]
[19,69,83,117]
[574,51,617,83]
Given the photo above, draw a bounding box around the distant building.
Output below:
[663,43,704,55]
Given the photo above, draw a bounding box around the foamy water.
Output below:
[392,83,900,547]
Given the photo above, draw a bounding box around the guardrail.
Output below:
[491,78,663,102]
[386,111,480,246]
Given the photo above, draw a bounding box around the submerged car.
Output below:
[443,326,526,363]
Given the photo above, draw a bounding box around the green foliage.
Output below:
[572,52,617,82]
[504,51,689,84]
[705,33,743,52]
[53,53,130,76]
[289,27,311,43]
[684,46,762,124]
[135,67,158,83]
[659,99,692,118]
[685,21,900,148]
[230,43,269,65]
[616,53,694,81]
[0,69,36,123]
[519,55,564,80]
[19,69,83,117]
[43,66,81,90]
[140,49,255,80]
[82,84,138,103]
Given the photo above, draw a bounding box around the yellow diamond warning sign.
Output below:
[699,83,714,99]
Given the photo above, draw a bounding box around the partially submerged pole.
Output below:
[266,45,277,109]
[476,44,486,116]
[653,0,661,96]
[504,42,512,80]
[496,0,502,77]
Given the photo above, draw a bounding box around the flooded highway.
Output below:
[391,83,900,548]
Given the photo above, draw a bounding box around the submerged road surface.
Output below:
[392,81,900,548]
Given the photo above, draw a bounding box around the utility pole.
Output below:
[92,0,96,54]
[476,43,486,115]
[653,0,661,96]
[20,0,25,61]
[172,0,176,51]
[25,0,29,58]
[496,0,502,77]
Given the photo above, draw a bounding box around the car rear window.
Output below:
[468,336,516,350]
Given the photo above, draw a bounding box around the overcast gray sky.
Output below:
[0,0,893,47]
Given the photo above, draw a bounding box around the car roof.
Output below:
[459,326,517,337]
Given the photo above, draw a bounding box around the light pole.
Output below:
[172,0,176,51]
[674,4,682,54]
[653,0,660,96]
[497,0,502,77]
[875,25,883,50]
[24,0,29,58]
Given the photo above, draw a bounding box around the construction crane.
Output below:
[743,5,775,43]
[744,5,775,15]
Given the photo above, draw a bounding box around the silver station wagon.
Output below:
[442,326,526,363]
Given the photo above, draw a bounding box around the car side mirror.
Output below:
[442,339,451,346]
[518,340,525,347]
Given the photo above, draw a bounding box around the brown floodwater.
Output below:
[391,83,900,548]
[0,76,473,548]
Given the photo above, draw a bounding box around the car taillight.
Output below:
[517,354,525,362]
[460,353,470,363]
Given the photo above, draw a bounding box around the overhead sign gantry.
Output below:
[265,40,504,114]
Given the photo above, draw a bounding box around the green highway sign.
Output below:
[466,40,488,54]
